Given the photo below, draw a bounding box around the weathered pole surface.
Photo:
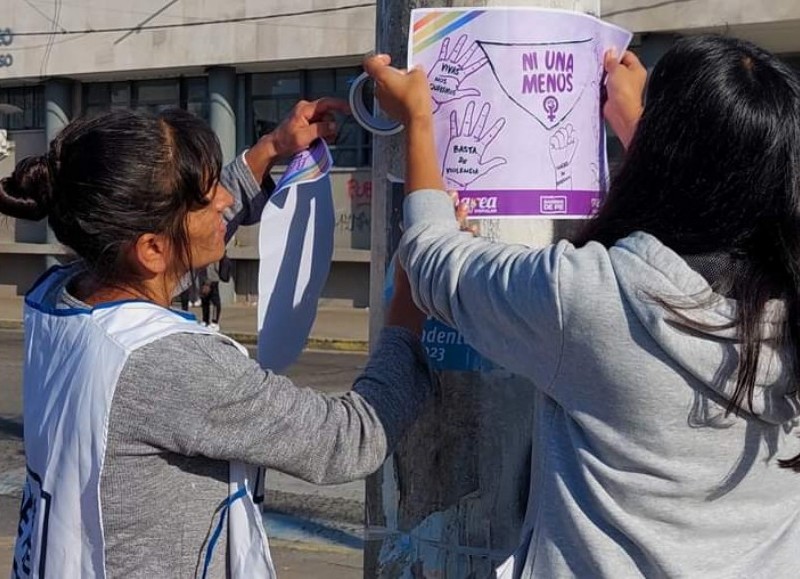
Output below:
[368,1,600,577]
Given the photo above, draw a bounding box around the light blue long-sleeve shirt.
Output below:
[398,188,800,578]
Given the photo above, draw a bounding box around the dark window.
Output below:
[0,86,45,130]
[83,78,208,121]
[132,79,180,115]
[110,82,131,108]
[251,71,302,138]
[250,67,372,167]
[183,77,209,121]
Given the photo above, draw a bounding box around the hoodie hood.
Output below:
[609,232,800,425]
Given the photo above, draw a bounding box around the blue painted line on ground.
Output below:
[262,510,364,550]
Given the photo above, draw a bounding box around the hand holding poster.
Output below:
[403,8,632,371]
[409,8,632,218]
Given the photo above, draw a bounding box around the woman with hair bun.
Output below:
[2,102,432,578]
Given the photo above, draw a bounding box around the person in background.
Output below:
[364,35,800,578]
[200,253,232,329]
[199,259,222,330]
[178,277,199,311]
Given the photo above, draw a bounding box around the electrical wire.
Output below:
[20,0,67,32]
[10,2,375,37]
[115,0,180,45]
[5,31,87,51]
[39,0,62,77]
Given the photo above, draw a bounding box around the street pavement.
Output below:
[0,329,369,578]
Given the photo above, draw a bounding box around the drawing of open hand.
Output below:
[549,124,578,190]
[428,35,489,113]
[442,101,507,189]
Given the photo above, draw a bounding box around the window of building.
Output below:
[250,67,372,167]
[183,77,209,121]
[251,71,302,138]
[83,77,208,121]
[132,79,180,115]
[84,81,132,118]
[0,86,45,130]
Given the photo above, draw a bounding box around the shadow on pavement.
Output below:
[263,510,364,550]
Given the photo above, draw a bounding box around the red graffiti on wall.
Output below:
[347,177,373,207]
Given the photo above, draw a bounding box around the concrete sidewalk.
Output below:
[0,536,363,579]
[0,296,370,351]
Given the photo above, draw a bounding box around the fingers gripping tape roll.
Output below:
[348,72,404,136]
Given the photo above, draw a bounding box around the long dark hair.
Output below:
[576,35,800,470]
[0,108,222,291]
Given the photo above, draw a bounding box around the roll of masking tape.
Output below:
[349,72,404,136]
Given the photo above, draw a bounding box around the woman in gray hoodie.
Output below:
[364,35,800,578]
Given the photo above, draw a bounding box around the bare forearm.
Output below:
[405,117,445,195]
[603,50,647,152]
[385,266,426,336]
[612,107,642,150]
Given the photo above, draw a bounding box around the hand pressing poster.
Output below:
[408,8,632,218]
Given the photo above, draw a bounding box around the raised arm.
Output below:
[603,49,647,150]
[363,53,565,384]
[221,97,350,238]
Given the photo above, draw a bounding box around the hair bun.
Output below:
[0,155,53,221]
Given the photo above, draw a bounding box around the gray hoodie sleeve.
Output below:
[397,188,566,389]
[113,327,433,485]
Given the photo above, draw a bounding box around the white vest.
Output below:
[12,265,275,579]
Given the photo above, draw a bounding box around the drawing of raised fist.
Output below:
[549,124,578,190]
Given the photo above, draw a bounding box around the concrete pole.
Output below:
[208,66,237,304]
[44,79,73,268]
[367,1,601,577]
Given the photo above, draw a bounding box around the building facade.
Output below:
[0,0,376,305]
[0,0,799,305]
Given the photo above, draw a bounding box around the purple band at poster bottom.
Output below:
[457,189,601,217]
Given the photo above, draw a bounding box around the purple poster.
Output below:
[408,8,632,218]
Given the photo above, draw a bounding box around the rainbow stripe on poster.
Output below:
[274,139,333,192]
[412,10,486,54]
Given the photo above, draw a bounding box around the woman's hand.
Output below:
[245,98,351,178]
[386,260,426,337]
[363,53,444,194]
[452,190,480,236]
[266,98,350,158]
[362,53,433,127]
[603,50,647,150]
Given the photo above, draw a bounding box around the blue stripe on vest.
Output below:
[201,486,248,579]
